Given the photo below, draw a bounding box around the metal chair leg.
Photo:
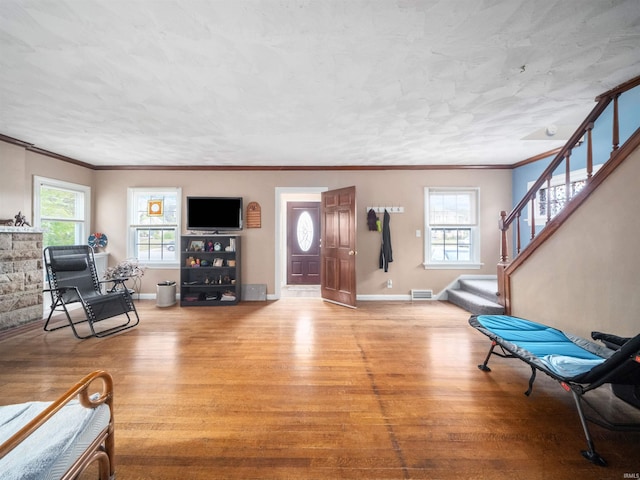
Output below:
[478,341,497,372]
[570,389,607,467]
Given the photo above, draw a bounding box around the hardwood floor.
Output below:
[1,299,638,479]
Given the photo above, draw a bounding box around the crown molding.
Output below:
[2,133,538,171]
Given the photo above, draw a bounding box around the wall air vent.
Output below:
[411,289,433,301]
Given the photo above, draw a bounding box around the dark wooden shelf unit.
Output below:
[180,235,241,306]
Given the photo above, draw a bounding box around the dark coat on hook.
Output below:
[367,208,378,231]
[379,209,393,272]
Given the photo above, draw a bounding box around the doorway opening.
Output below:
[275,187,326,299]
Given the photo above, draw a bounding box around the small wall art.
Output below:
[246,201,261,228]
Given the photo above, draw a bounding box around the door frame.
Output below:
[274,187,327,300]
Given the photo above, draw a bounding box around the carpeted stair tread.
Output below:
[446,278,504,315]
[457,279,500,303]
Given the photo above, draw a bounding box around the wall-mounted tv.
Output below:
[186,197,243,232]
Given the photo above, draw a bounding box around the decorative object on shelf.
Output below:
[221,290,236,301]
[188,240,205,251]
[2,211,32,226]
[205,240,214,252]
[213,258,224,267]
[14,211,31,226]
[213,241,222,251]
[246,201,261,228]
[88,232,108,249]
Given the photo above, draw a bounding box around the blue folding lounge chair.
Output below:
[44,245,140,339]
[469,314,640,466]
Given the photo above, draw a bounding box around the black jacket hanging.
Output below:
[367,208,378,231]
[379,209,393,272]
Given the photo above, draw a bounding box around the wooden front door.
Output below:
[320,186,357,308]
[287,202,321,285]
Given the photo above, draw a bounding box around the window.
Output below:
[424,187,481,269]
[128,188,181,266]
[34,176,91,248]
[527,165,602,225]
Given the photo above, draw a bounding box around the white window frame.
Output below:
[33,176,91,247]
[127,187,181,268]
[424,187,481,270]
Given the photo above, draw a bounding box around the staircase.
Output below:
[497,75,640,314]
[447,277,504,315]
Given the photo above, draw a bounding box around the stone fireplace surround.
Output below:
[0,227,43,332]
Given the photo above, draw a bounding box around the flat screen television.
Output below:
[186,197,243,232]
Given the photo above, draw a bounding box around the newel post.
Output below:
[497,211,510,311]
[499,211,508,263]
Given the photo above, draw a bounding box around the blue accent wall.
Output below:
[509,85,640,253]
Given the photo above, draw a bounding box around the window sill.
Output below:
[141,262,180,269]
[423,262,483,270]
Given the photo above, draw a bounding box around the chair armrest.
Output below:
[100,276,130,282]
[100,277,131,293]
[0,370,113,460]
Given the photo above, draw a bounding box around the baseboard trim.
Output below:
[357,294,413,301]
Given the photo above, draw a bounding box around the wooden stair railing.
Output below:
[497,75,640,314]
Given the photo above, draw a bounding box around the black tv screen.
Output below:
[186,197,243,232]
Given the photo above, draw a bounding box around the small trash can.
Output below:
[156,281,176,307]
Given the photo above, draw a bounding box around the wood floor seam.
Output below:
[355,337,410,479]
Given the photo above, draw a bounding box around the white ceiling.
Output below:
[1,0,639,168]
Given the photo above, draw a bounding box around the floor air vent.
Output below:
[411,289,433,301]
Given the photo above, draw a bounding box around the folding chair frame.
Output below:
[44,245,140,339]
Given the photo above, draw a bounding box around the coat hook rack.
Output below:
[366,206,404,214]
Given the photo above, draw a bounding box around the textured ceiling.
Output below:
[1,0,639,168]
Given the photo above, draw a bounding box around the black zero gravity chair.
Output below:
[469,314,640,466]
[44,245,140,339]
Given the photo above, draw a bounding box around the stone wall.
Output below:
[0,228,43,331]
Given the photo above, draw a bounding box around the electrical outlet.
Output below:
[387,279,393,288]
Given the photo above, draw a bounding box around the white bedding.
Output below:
[0,398,110,480]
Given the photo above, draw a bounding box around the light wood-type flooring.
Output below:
[1,299,638,479]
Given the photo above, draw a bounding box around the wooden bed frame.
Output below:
[0,370,115,480]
